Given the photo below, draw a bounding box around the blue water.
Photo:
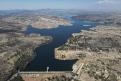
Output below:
[24,18,96,71]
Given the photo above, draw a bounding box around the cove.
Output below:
[24,18,96,71]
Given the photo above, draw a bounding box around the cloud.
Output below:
[97,0,121,4]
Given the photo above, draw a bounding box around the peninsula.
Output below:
[55,25,121,81]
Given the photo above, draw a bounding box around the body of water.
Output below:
[25,18,96,71]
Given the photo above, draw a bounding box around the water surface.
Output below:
[25,18,95,71]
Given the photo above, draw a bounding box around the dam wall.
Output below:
[20,71,72,81]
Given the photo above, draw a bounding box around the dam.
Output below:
[20,71,72,81]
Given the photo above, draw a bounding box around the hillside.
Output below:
[55,26,121,81]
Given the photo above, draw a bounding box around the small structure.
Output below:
[47,67,49,73]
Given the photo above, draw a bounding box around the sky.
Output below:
[0,0,121,11]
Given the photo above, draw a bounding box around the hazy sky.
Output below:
[0,0,121,11]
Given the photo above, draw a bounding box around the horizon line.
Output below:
[0,9,121,12]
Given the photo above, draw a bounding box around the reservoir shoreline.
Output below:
[24,18,95,71]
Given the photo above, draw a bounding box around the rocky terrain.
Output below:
[0,10,72,33]
[73,13,121,26]
[1,14,71,30]
[0,20,26,32]
[55,26,121,81]
[0,10,72,81]
[1,10,121,81]
[0,32,52,81]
